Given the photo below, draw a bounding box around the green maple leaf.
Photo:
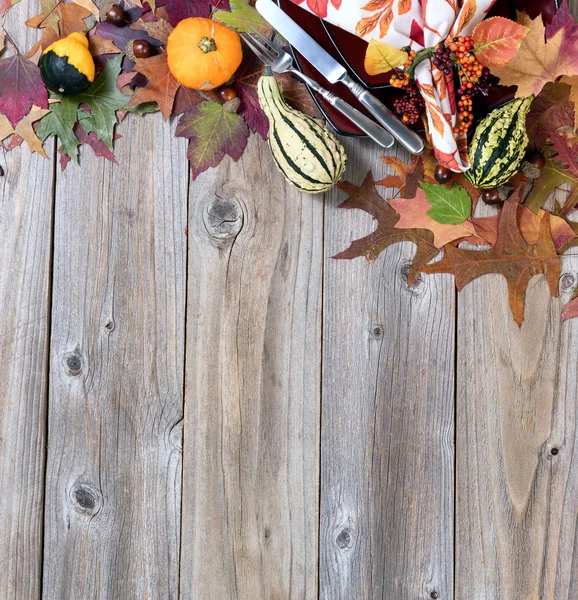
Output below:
[36,56,127,161]
[36,99,80,162]
[420,181,471,225]
[72,55,128,147]
[213,0,272,35]
[175,100,249,179]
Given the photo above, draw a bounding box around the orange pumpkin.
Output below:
[167,18,243,90]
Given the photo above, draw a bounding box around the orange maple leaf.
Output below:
[492,13,578,98]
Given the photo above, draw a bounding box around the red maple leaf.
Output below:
[0,55,48,128]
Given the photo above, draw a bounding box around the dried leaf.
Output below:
[89,34,122,57]
[172,85,202,116]
[0,106,50,156]
[364,39,408,76]
[375,154,428,198]
[332,172,439,284]
[550,132,578,179]
[213,0,272,35]
[472,16,529,67]
[492,11,578,98]
[164,0,229,26]
[58,2,92,36]
[58,123,119,170]
[390,188,477,248]
[525,158,578,213]
[234,52,268,139]
[175,100,249,179]
[0,55,49,128]
[127,54,180,120]
[26,0,60,32]
[137,17,173,44]
[561,287,578,321]
[423,191,561,326]
[526,82,575,148]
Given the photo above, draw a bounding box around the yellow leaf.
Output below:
[0,106,51,157]
[364,39,408,76]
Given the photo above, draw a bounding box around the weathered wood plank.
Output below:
[320,139,455,600]
[456,196,578,598]
[181,134,322,599]
[0,3,55,598]
[43,115,187,598]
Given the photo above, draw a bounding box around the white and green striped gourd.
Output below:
[465,96,533,189]
[258,73,347,194]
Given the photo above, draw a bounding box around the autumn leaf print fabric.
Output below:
[290,0,498,171]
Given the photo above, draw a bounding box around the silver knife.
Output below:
[255,0,425,155]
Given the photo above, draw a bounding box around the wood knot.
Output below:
[371,325,383,340]
[63,351,83,376]
[430,592,439,599]
[400,261,425,294]
[551,447,559,456]
[202,194,243,247]
[0,165,4,177]
[335,528,352,549]
[264,526,271,540]
[70,483,101,515]
[104,319,115,333]
[560,273,576,292]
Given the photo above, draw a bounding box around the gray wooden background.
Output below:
[2,2,578,598]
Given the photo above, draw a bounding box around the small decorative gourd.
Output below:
[167,17,243,90]
[465,96,533,189]
[258,73,347,194]
[39,32,95,96]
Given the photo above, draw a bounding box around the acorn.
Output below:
[106,4,126,26]
[481,188,502,205]
[133,39,153,59]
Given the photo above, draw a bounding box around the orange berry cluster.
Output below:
[389,47,416,88]
[455,95,473,135]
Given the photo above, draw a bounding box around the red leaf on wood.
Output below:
[333,172,439,284]
[550,132,578,179]
[58,124,120,171]
[234,52,269,139]
[422,190,561,326]
[562,288,578,322]
[172,85,202,116]
[0,55,48,128]
[526,82,575,148]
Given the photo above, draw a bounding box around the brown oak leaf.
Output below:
[127,54,180,120]
[333,172,439,285]
[375,153,430,198]
[422,190,561,326]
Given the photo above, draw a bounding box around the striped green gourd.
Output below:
[465,96,533,189]
[258,73,347,194]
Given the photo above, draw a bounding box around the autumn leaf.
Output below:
[0,0,21,17]
[390,188,477,248]
[234,52,269,139]
[492,12,578,98]
[164,0,229,27]
[375,154,427,198]
[0,55,48,128]
[135,17,174,45]
[172,85,202,116]
[364,39,408,76]
[26,0,60,32]
[525,158,578,213]
[58,2,92,36]
[127,54,180,120]
[550,132,578,179]
[332,172,438,284]
[423,191,561,326]
[561,287,578,321]
[213,0,272,35]
[94,19,163,52]
[420,181,471,225]
[0,106,50,156]
[472,17,529,67]
[58,123,119,171]
[175,100,249,180]
[89,35,122,57]
[526,82,575,148]
[561,75,578,130]
[37,98,80,160]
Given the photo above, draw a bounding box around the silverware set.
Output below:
[246,0,425,155]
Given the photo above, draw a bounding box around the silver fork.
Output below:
[241,29,395,149]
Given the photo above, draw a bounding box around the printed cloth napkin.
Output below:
[290,0,498,171]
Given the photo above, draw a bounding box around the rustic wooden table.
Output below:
[2,2,578,599]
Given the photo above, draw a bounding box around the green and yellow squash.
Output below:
[465,96,533,189]
[258,73,346,194]
[40,32,95,96]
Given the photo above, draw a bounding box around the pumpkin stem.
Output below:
[198,37,217,53]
